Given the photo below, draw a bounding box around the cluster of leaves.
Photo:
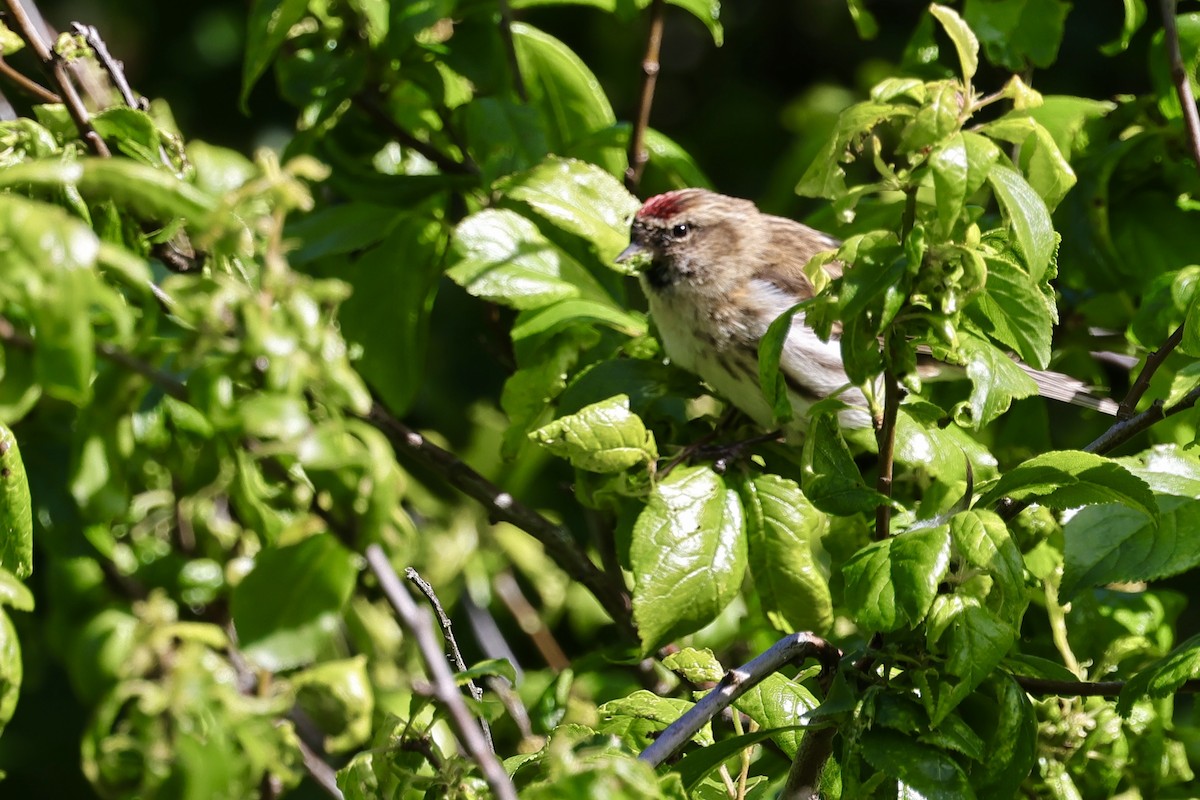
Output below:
[0,0,1199,799]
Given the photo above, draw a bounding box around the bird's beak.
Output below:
[615,242,649,266]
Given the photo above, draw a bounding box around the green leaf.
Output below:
[446,208,603,309]
[845,0,879,38]
[860,728,977,799]
[968,253,1054,368]
[511,299,646,343]
[953,333,1039,428]
[948,510,1027,627]
[529,394,658,472]
[665,0,723,46]
[0,426,32,581]
[802,409,886,515]
[796,102,913,198]
[661,646,725,684]
[464,97,549,184]
[0,609,20,737]
[963,0,1069,71]
[732,672,819,758]
[929,4,979,83]
[631,466,746,654]
[232,535,359,671]
[285,204,405,265]
[737,474,832,634]
[842,526,952,633]
[1117,632,1200,716]
[499,157,641,263]
[598,690,712,750]
[1060,496,1200,600]
[512,23,618,169]
[926,597,1016,723]
[33,269,95,404]
[758,303,807,426]
[977,450,1156,517]
[322,215,444,416]
[0,567,31,612]
[237,395,311,441]
[961,675,1037,795]
[242,0,309,108]
[674,726,807,791]
[1102,0,1147,55]
[987,165,1055,281]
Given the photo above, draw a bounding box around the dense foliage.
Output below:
[0,0,1198,798]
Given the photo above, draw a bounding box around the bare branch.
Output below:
[625,0,666,191]
[0,55,59,103]
[494,570,570,672]
[1163,0,1200,167]
[404,567,494,751]
[364,403,637,640]
[1086,386,1200,455]
[295,736,345,800]
[365,544,518,800]
[780,726,837,800]
[638,633,841,768]
[4,0,111,155]
[1117,323,1184,420]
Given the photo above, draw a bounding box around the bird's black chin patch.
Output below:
[645,260,674,289]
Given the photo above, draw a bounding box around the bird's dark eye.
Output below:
[671,223,690,238]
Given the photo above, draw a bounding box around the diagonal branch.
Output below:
[1117,323,1184,419]
[638,633,841,768]
[364,402,637,641]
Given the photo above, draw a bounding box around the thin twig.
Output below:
[0,314,188,400]
[1117,323,1184,419]
[625,0,666,191]
[364,403,637,640]
[0,83,14,120]
[638,633,842,768]
[0,55,59,103]
[493,570,570,672]
[1163,0,1200,167]
[404,567,494,751]
[365,545,518,800]
[295,736,345,800]
[3,0,110,155]
[873,366,900,540]
[497,0,527,102]
[72,22,137,108]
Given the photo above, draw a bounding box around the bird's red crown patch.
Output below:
[637,191,687,220]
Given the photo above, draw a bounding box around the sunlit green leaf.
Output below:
[529,394,658,472]
[631,466,746,654]
[843,526,952,633]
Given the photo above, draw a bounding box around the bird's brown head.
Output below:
[617,188,758,290]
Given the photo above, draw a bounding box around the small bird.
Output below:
[616,188,1117,439]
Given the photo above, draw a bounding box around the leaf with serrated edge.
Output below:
[631,466,746,654]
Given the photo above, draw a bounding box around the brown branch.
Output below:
[780,725,837,800]
[493,570,570,672]
[1163,0,1200,167]
[365,544,517,800]
[404,567,493,750]
[363,402,637,641]
[873,366,900,540]
[4,0,110,155]
[638,633,842,768]
[1086,386,1200,455]
[497,0,527,103]
[294,736,344,800]
[624,0,666,191]
[1117,323,1184,419]
[0,55,59,103]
